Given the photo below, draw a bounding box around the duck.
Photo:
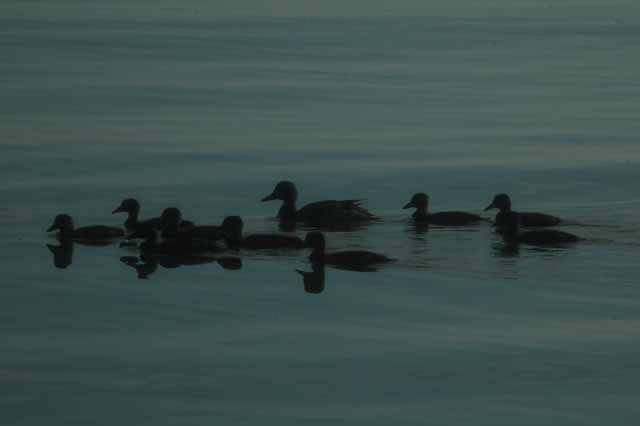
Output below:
[485,193,561,227]
[220,216,304,249]
[261,181,376,225]
[157,207,226,242]
[403,193,485,225]
[127,207,226,255]
[47,214,124,241]
[303,231,395,270]
[112,198,195,233]
[494,210,581,246]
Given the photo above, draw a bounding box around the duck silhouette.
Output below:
[403,193,485,225]
[485,193,561,227]
[113,198,195,233]
[303,231,395,271]
[262,181,376,227]
[47,214,124,241]
[494,209,581,246]
[220,216,304,249]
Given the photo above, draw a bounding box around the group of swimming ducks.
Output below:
[46,180,582,271]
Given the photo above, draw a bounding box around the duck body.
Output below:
[516,229,581,245]
[113,198,194,233]
[241,234,305,250]
[304,231,394,270]
[494,210,580,246]
[416,211,483,226]
[220,216,304,249]
[262,181,375,225]
[485,193,562,228]
[404,193,483,226]
[47,214,124,241]
[127,208,226,255]
[518,212,562,228]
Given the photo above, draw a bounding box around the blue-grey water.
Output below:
[2,3,640,425]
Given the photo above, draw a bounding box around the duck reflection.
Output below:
[405,220,430,236]
[279,219,373,234]
[295,263,325,294]
[46,239,75,269]
[491,241,520,258]
[120,254,242,279]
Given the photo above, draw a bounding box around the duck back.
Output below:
[517,229,581,245]
[298,200,375,223]
[425,211,483,226]
[72,225,124,240]
[241,234,304,250]
[520,212,561,227]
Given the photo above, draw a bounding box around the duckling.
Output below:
[403,193,484,225]
[47,214,124,241]
[261,181,376,225]
[158,207,226,242]
[112,198,160,232]
[220,216,304,249]
[485,193,561,227]
[303,231,395,271]
[112,198,195,233]
[494,210,581,246]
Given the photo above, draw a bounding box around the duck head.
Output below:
[159,207,182,235]
[221,216,243,244]
[47,214,74,233]
[112,198,140,216]
[261,181,298,204]
[485,193,511,212]
[403,193,429,210]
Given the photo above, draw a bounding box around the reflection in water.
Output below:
[120,254,242,279]
[295,262,325,294]
[121,255,158,279]
[405,220,430,237]
[277,218,374,234]
[491,241,520,258]
[46,240,74,269]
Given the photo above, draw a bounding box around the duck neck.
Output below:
[309,247,325,262]
[278,200,297,221]
[413,206,429,220]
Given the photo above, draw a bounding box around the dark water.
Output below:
[2,6,640,425]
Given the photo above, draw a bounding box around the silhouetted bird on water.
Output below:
[493,207,581,246]
[220,216,304,249]
[47,214,124,241]
[127,208,226,255]
[261,181,376,227]
[303,231,395,271]
[403,193,485,225]
[112,198,194,233]
[485,193,561,227]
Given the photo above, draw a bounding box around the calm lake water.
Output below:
[2,3,640,425]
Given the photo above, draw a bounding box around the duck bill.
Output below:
[402,201,415,209]
[46,224,58,232]
[261,193,277,202]
[484,202,496,211]
[112,206,126,214]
